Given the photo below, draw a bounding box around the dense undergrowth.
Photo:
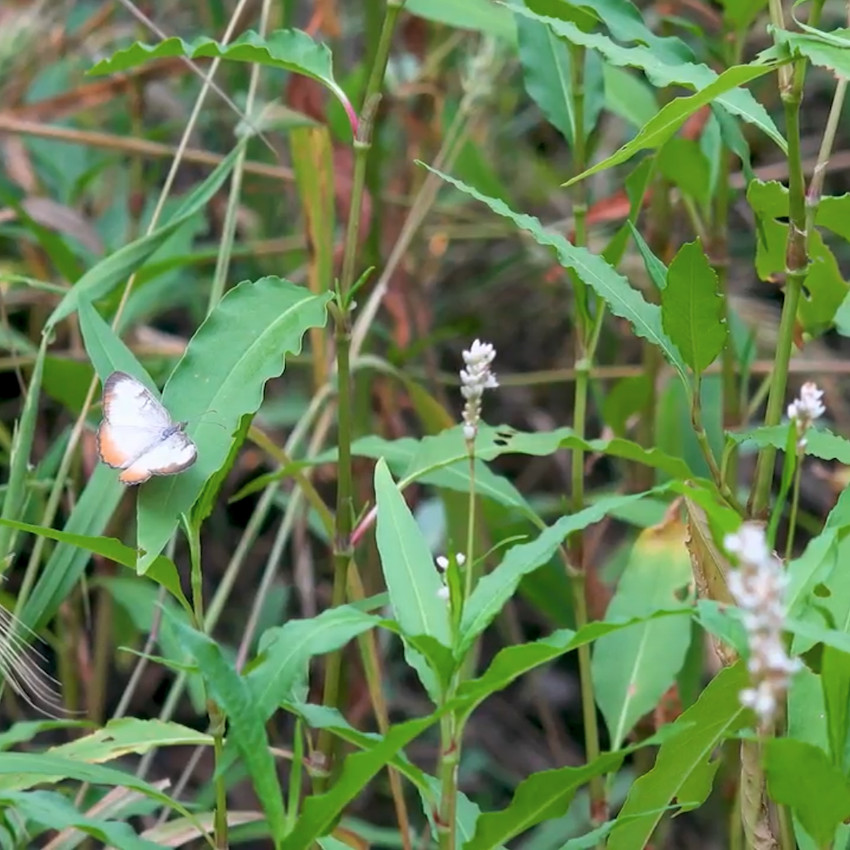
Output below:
[2,1,850,848]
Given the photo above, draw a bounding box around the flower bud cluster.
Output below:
[460,340,498,442]
[724,523,801,726]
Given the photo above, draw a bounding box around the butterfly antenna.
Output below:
[0,604,68,718]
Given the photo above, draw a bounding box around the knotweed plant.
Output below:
[724,523,801,731]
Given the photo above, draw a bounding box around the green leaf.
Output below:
[451,610,691,720]
[748,180,848,333]
[730,425,850,464]
[628,222,667,291]
[460,487,671,653]
[136,278,331,572]
[168,614,286,846]
[564,61,782,187]
[765,738,850,848]
[592,521,693,750]
[326,435,534,518]
[21,466,124,631]
[516,11,576,144]
[47,718,211,762]
[279,713,440,850]
[0,752,188,807]
[424,167,690,385]
[661,240,727,375]
[0,519,190,613]
[0,333,48,573]
[531,0,688,64]
[79,298,152,385]
[0,719,83,751]
[89,30,349,111]
[249,606,382,719]
[607,663,749,849]
[603,64,658,128]
[47,145,242,329]
[511,4,783,152]
[374,460,452,697]
[0,790,161,850]
[656,138,711,208]
[767,27,850,79]
[822,645,850,772]
[407,424,695,483]
[404,0,515,40]
[375,460,451,647]
[464,750,626,850]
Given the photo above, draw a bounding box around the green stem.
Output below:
[565,37,606,832]
[187,520,204,630]
[187,519,228,848]
[437,713,460,850]
[317,0,405,786]
[785,457,803,561]
[464,451,476,603]
[751,0,820,517]
[209,700,230,849]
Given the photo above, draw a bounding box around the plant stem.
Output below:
[565,38,606,831]
[316,0,405,786]
[437,712,460,850]
[209,700,230,849]
[750,0,822,517]
[187,519,227,849]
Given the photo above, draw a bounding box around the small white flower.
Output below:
[787,382,825,443]
[455,553,466,567]
[460,339,498,443]
[724,522,800,727]
[435,555,449,572]
[436,586,450,601]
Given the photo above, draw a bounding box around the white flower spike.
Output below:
[460,339,498,442]
[724,522,801,727]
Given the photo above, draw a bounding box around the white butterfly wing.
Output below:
[98,371,197,484]
[118,430,198,485]
[102,372,172,429]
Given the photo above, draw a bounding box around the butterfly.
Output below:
[97,371,198,485]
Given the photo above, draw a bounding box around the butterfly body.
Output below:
[97,371,197,485]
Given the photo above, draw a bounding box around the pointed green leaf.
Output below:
[592,521,693,750]
[136,278,331,571]
[460,487,671,653]
[0,333,48,572]
[464,751,626,850]
[0,519,189,613]
[20,466,124,631]
[47,146,241,328]
[607,663,749,849]
[765,738,850,848]
[47,718,211,762]
[0,790,161,850]
[511,4,783,152]
[249,606,382,718]
[424,167,690,385]
[280,713,440,850]
[662,240,727,374]
[168,615,286,845]
[89,30,348,111]
[516,11,576,143]
[374,460,451,647]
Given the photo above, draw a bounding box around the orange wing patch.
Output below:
[97,423,134,469]
[118,463,154,485]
